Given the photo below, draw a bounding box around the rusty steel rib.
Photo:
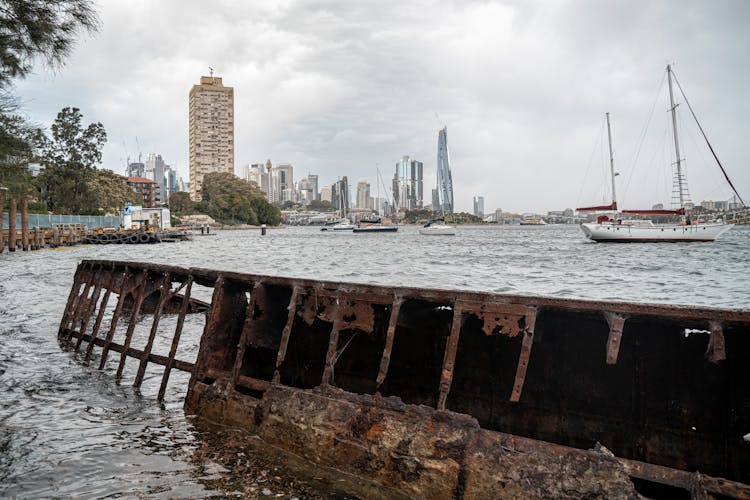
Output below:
[230,279,255,386]
[74,271,107,351]
[84,270,118,363]
[59,267,84,336]
[321,303,342,386]
[376,297,402,389]
[437,301,464,411]
[66,278,95,341]
[115,271,150,380]
[605,313,626,365]
[77,330,194,373]
[158,277,193,402]
[706,320,726,363]
[510,308,537,402]
[273,286,301,383]
[98,269,137,370]
[133,273,172,388]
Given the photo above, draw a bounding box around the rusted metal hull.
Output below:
[59,260,750,499]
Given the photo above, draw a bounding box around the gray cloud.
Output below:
[14,0,750,212]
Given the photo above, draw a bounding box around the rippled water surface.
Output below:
[1,224,748,497]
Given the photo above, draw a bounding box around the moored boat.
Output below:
[320,219,355,231]
[578,66,744,243]
[352,216,398,233]
[419,217,455,235]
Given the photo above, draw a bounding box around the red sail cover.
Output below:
[621,208,686,215]
[576,202,617,212]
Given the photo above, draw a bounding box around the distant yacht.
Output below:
[419,217,456,235]
[577,65,741,243]
[519,218,547,226]
[320,219,354,231]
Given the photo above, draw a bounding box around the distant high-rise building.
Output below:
[320,186,332,203]
[331,177,349,214]
[145,153,167,204]
[164,166,180,201]
[436,127,454,213]
[238,164,251,181]
[356,181,371,209]
[127,161,145,179]
[272,163,294,203]
[188,75,234,201]
[307,174,319,201]
[297,177,312,205]
[244,162,270,195]
[473,196,485,218]
[393,156,423,211]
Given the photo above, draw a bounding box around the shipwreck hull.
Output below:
[58,260,750,499]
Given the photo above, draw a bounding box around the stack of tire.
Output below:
[84,232,160,244]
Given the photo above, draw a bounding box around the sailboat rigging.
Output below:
[577,65,742,242]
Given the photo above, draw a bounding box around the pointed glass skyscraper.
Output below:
[436,126,454,213]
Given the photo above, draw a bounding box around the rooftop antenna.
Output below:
[209,66,216,84]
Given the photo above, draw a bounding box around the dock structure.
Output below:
[58,260,750,499]
[0,195,190,252]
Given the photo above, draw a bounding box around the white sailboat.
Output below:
[578,65,742,243]
[419,217,456,235]
[321,180,354,232]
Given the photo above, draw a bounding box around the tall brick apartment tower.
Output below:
[188,75,234,201]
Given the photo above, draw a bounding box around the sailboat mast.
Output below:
[667,64,686,208]
[606,112,616,217]
[376,165,381,217]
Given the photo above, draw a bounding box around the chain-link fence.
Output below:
[1,213,121,229]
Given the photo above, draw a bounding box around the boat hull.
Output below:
[419,226,456,235]
[581,222,733,242]
[353,226,398,233]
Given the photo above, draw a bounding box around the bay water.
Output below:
[1,225,748,498]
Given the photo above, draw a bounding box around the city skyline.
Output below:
[12,1,750,213]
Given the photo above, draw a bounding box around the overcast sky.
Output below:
[14,0,750,213]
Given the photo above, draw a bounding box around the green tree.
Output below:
[198,172,280,225]
[89,169,141,214]
[168,191,194,214]
[0,0,99,87]
[308,199,333,211]
[0,112,38,197]
[36,107,106,214]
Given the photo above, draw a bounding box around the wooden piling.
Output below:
[20,197,29,251]
[8,197,16,252]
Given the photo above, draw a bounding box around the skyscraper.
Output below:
[188,75,234,201]
[127,161,145,179]
[473,196,485,218]
[356,181,371,209]
[436,126,454,213]
[331,177,349,214]
[393,156,423,211]
[273,163,294,203]
[307,174,319,201]
[145,153,167,204]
